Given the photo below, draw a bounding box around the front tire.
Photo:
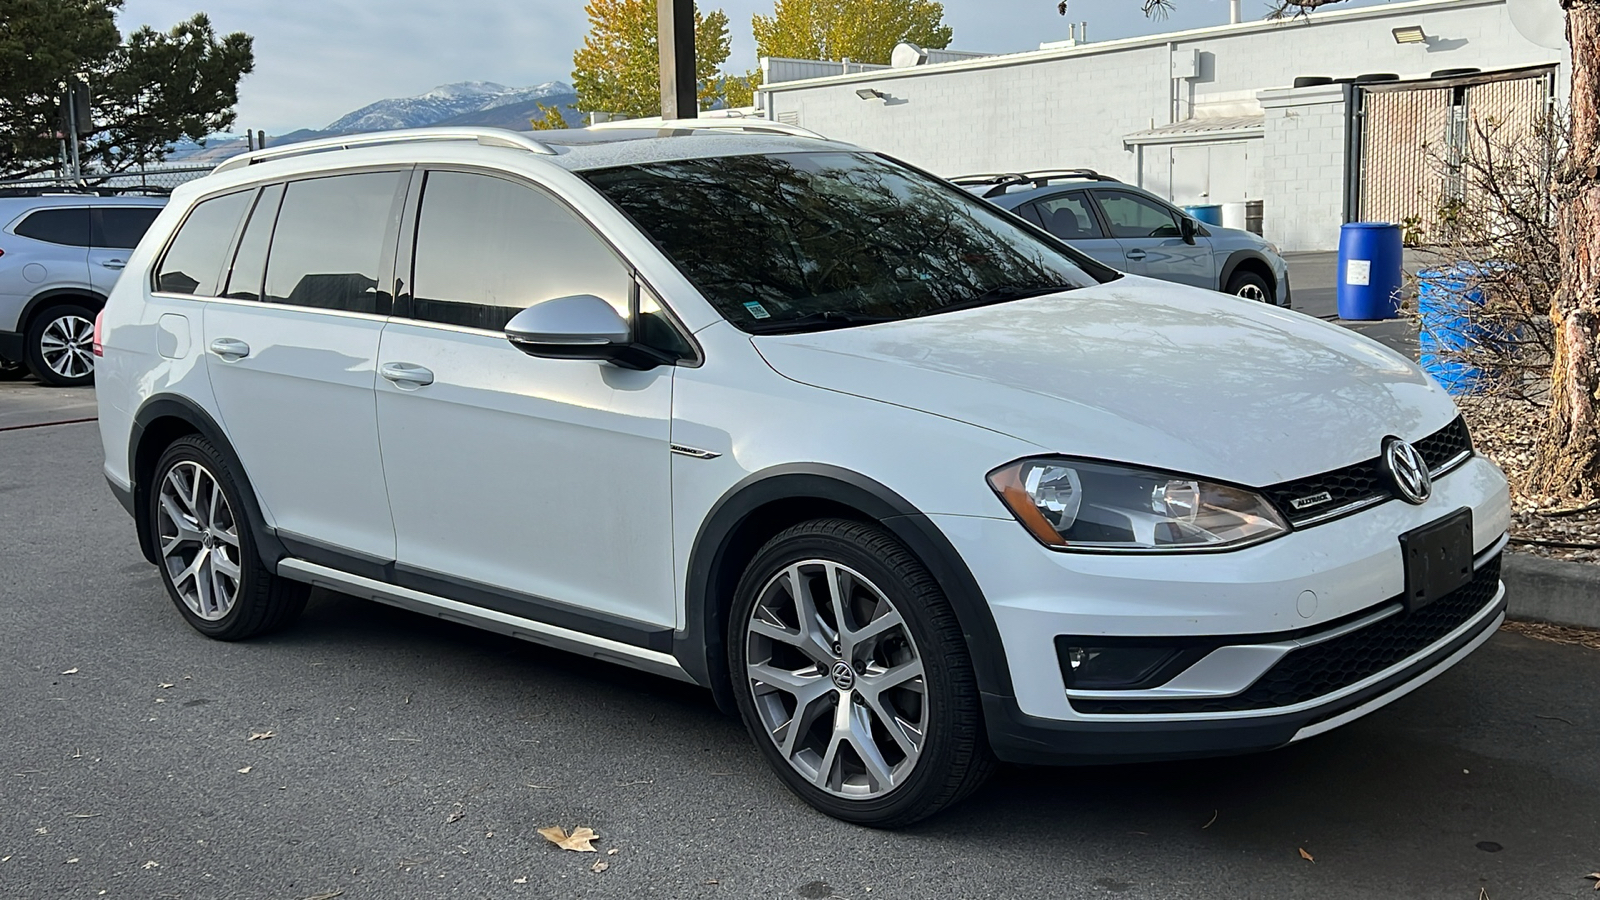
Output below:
[1226,270,1274,305]
[728,519,994,827]
[25,303,97,386]
[149,436,308,640]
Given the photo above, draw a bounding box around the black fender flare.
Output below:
[129,394,286,571]
[676,463,1015,713]
[1218,250,1276,294]
[17,288,108,332]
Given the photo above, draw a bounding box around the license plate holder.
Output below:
[1399,507,1474,613]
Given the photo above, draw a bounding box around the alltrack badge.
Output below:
[1384,438,1432,505]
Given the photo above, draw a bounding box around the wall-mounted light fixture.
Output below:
[855,88,887,101]
[1391,25,1427,44]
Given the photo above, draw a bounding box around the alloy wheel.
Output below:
[745,560,927,799]
[39,314,95,380]
[1235,283,1268,302]
[156,460,243,621]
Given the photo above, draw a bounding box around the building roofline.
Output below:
[756,0,1507,93]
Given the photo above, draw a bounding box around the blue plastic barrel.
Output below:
[1336,222,1403,320]
[1418,264,1489,395]
[1184,204,1223,226]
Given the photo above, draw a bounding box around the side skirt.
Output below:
[276,559,695,685]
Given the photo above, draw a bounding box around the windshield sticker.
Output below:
[743,301,772,320]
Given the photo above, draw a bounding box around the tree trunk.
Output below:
[1533,0,1600,498]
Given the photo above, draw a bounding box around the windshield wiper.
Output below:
[922,283,1073,317]
[744,310,902,334]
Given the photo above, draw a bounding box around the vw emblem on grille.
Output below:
[830,661,857,691]
[1383,437,1432,505]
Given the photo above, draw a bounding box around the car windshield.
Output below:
[582,151,1118,334]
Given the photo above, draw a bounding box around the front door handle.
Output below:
[1124,249,1148,261]
[379,361,434,388]
[208,338,250,361]
[100,259,127,270]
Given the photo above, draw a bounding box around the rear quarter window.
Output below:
[155,191,254,296]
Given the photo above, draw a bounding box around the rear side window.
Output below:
[1031,193,1106,240]
[155,191,253,295]
[92,207,162,249]
[14,208,90,247]
[263,172,403,313]
[408,170,630,331]
[221,184,285,302]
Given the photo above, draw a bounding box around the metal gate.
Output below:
[1357,67,1555,234]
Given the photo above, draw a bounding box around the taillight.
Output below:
[93,310,105,357]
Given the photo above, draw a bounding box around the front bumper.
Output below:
[934,454,1511,764]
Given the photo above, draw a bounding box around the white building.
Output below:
[755,0,1568,251]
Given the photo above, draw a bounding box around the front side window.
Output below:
[15,208,90,247]
[1094,190,1183,239]
[409,170,631,331]
[92,207,162,249]
[263,172,402,313]
[582,152,1115,334]
[1031,193,1105,240]
[155,191,253,296]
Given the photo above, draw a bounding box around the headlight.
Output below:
[987,458,1289,552]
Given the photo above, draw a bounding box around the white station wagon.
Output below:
[97,124,1511,826]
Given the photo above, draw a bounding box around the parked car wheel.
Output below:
[0,358,28,380]
[1227,270,1274,304]
[728,519,994,827]
[25,303,97,386]
[149,436,308,640]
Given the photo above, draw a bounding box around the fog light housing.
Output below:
[1055,639,1205,690]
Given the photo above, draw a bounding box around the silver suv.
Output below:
[0,193,166,385]
[954,171,1291,307]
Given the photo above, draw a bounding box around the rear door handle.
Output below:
[208,338,250,361]
[379,361,434,388]
[1124,249,1148,260]
[100,259,127,270]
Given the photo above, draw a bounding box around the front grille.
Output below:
[1070,553,1502,715]
[1263,416,1473,526]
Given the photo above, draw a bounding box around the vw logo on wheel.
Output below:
[1383,437,1432,505]
[830,661,857,691]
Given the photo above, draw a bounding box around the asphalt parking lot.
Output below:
[3,363,1599,899]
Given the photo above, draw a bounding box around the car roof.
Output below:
[0,193,167,209]
[536,128,863,171]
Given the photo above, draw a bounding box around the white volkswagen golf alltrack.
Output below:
[97,124,1511,826]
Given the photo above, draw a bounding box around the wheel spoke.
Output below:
[775,685,834,760]
[749,661,826,697]
[843,607,903,659]
[859,688,924,761]
[860,658,924,695]
[210,550,241,581]
[845,702,897,791]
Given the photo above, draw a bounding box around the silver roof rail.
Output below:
[587,117,827,140]
[212,127,556,174]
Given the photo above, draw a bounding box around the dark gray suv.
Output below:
[954,171,1291,307]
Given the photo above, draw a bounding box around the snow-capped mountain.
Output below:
[324,81,574,133]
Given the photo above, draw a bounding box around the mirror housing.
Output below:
[504,294,675,370]
[1179,216,1198,245]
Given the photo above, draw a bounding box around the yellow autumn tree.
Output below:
[533,0,733,129]
[753,0,952,65]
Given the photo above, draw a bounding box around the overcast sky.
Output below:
[119,0,1394,134]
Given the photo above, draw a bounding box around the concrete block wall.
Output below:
[1257,85,1349,252]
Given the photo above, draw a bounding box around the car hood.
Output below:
[751,277,1457,486]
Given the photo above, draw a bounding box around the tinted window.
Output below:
[15,208,90,247]
[263,172,402,313]
[156,191,253,295]
[92,207,162,249]
[410,171,631,331]
[1033,193,1105,240]
[222,184,284,302]
[1094,190,1182,239]
[583,152,1114,335]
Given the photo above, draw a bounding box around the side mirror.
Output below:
[504,294,674,370]
[1179,217,1198,245]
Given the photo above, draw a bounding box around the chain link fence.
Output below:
[0,163,215,196]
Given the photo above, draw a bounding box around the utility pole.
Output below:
[657,0,697,120]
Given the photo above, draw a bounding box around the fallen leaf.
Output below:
[142,860,159,869]
[1586,872,1600,890]
[158,683,174,689]
[513,877,527,884]
[35,828,47,835]
[446,808,464,823]
[66,858,79,863]
[237,767,252,774]
[1299,848,1315,863]
[60,668,79,675]
[538,825,599,852]
[591,861,609,874]
[607,848,619,856]
[247,731,274,741]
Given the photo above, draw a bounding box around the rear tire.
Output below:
[148,435,308,640]
[1226,270,1274,305]
[25,303,97,387]
[728,518,995,827]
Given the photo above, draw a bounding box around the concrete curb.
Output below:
[1503,552,1600,630]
